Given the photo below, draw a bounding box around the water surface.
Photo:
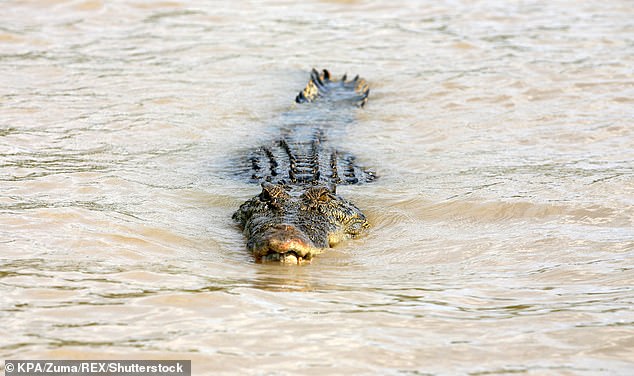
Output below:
[1,0,633,374]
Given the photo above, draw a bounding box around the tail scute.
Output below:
[295,68,370,107]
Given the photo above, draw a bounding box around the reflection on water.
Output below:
[1,0,633,374]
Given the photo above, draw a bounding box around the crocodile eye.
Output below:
[259,182,281,202]
[259,189,273,202]
[259,182,290,206]
[303,186,334,204]
[317,189,333,203]
[315,188,333,202]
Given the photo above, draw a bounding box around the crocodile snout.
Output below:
[249,224,317,264]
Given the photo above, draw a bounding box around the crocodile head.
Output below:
[233,182,369,264]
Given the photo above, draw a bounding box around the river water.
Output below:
[1,0,633,374]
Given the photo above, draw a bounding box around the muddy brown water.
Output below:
[1,1,633,374]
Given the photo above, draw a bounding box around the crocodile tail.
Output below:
[295,68,370,107]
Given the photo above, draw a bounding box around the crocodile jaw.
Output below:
[248,224,320,264]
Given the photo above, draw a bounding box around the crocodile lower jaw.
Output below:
[259,251,312,264]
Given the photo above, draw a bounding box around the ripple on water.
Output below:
[1,0,634,374]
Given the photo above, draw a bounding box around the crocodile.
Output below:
[232,69,375,264]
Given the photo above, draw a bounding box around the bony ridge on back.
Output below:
[233,69,375,264]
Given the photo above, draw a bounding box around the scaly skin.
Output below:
[233,182,369,264]
[233,69,373,264]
